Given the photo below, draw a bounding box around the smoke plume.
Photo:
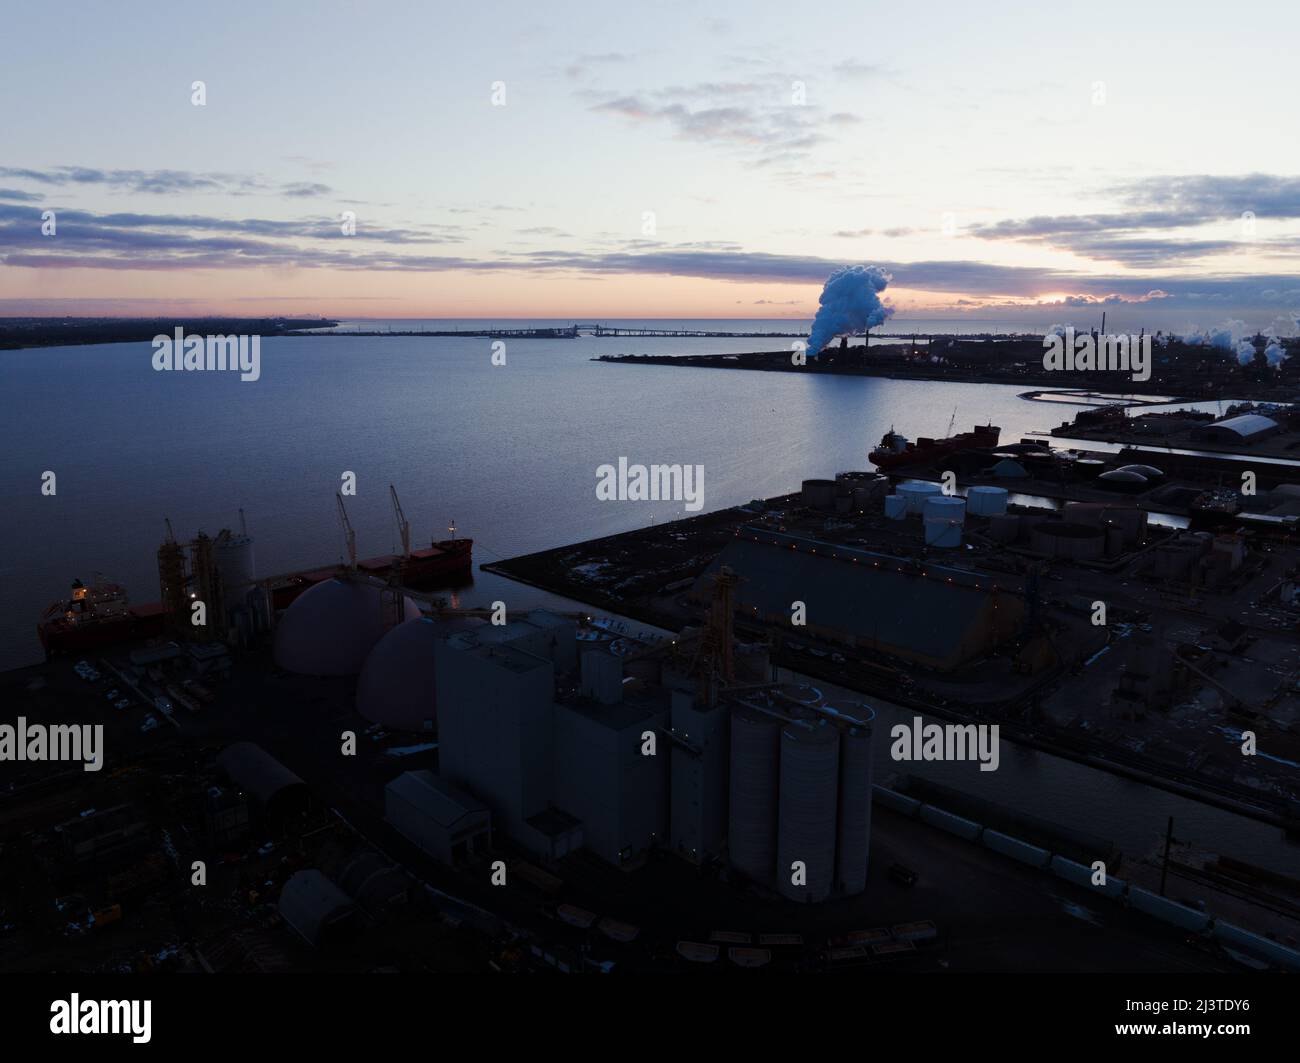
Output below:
[806,265,893,356]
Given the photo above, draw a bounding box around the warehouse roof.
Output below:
[385,770,488,830]
[1202,413,1279,438]
[216,742,308,808]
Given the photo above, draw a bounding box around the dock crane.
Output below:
[389,484,411,558]
[336,493,357,569]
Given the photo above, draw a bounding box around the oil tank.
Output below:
[922,496,966,525]
[801,479,836,510]
[834,707,875,895]
[924,518,963,548]
[728,704,782,884]
[776,719,840,903]
[884,494,907,520]
[1030,521,1105,560]
[898,481,941,514]
[965,485,1008,516]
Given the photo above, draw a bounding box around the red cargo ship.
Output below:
[37,577,166,655]
[870,423,1001,470]
[268,536,473,609]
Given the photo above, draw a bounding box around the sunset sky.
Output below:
[2,0,1298,330]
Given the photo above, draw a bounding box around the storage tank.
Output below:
[801,479,836,510]
[834,707,875,896]
[884,494,907,520]
[776,719,840,903]
[274,578,422,676]
[1030,521,1105,560]
[965,485,1008,517]
[728,704,782,884]
[1097,469,1148,492]
[897,481,942,514]
[358,617,439,730]
[924,519,962,548]
[922,496,966,525]
[213,529,256,604]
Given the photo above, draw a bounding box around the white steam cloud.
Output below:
[806,264,893,356]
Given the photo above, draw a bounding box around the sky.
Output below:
[1,0,1298,331]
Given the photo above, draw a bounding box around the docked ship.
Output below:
[870,423,1001,470]
[38,489,472,655]
[37,577,166,656]
[268,535,473,609]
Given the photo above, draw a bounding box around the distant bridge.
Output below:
[296,323,811,339]
[292,324,946,341]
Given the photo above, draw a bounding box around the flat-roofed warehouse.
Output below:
[1191,413,1281,445]
[691,528,1024,672]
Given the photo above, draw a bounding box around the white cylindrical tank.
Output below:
[884,494,907,520]
[213,532,256,603]
[776,719,840,903]
[898,481,942,514]
[728,704,782,884]
[835,707,876,896]
[966,485,1009,516]
[922,496,966,525]
[924,519,963,548]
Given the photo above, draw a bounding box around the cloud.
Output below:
[564,52,631,79]
[0,166,333,198]
[585,77,852,166]
[968,174,1300,264]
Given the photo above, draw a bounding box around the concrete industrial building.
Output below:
[419,594,882,900]
[690,527,1024,672]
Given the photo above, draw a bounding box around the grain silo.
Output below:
[776,718,840,903]
[727,703,782,884]
[834,706,876,895]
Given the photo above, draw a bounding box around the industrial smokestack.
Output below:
[806,265,893,357]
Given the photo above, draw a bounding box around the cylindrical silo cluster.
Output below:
[776,718,841,903]
[835,706,876,896]
[727,704,782,882]
[727,696,878,902]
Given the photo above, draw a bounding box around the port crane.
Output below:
[389,485,411,558]
[336,493,357,569]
